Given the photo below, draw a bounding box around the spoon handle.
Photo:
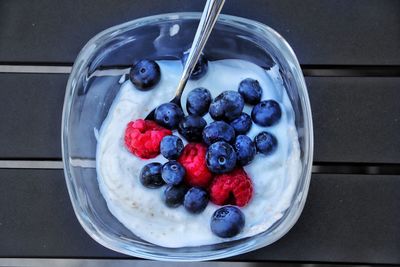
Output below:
[174,0,225,100]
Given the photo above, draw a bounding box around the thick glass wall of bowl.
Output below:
[64,16,309,255]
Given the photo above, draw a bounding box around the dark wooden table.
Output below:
[0,0,399,265]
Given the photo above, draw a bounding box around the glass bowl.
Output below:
[62,12,313,261]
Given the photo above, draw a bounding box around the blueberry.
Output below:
[206,141,237,174]
[229,113,252,135]
[254,131,278,155]
[238,78,262,105]
[182,52,208,80]
[186,87,212,116]
[129,59,161,90]
[209,91,244,122]
[163,184,188,208]
[183,187,209,214]
[160,135,184,160]
[251,100,282,127]
[161,161,185,185]
[210,205,245,238]
[234,135,256,166]
[202,121,235,145]
[178,115,207,142]
[155,103,184,130]
[139,162,165,189]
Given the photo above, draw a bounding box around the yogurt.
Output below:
[96,59,302,247]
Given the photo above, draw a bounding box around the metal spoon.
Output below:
[146,0,225,120]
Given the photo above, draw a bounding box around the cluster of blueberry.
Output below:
[140,136,209,214]
[126,56,281,238]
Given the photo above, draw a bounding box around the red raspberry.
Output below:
[178,143,213,187]
[124,119,171,159]
[209,167,253,207]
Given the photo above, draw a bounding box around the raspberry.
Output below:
[178,143,213,187]
[209,167,253,207]
[124,119,171,159]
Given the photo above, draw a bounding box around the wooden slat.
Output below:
[0,169,399,264]
[308,77,400,164]
[1,74,399,164]
[0,169,121,258]
[0,0,399,65]
[237,173,400,264]
[0,74,66,159]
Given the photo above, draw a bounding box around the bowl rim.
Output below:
[61,11,314,261]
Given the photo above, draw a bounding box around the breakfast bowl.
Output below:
[61,12,313,261]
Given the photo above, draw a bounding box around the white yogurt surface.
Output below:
[96,59,302,247]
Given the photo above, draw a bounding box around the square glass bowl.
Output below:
[62,12,313,261]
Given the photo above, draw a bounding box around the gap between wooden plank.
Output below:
[302,65,400,77]
[1,64,400,77]
[0,65,72,74]
[1,160,400,176]
[0,160,64,169]
[0,258,386,267]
